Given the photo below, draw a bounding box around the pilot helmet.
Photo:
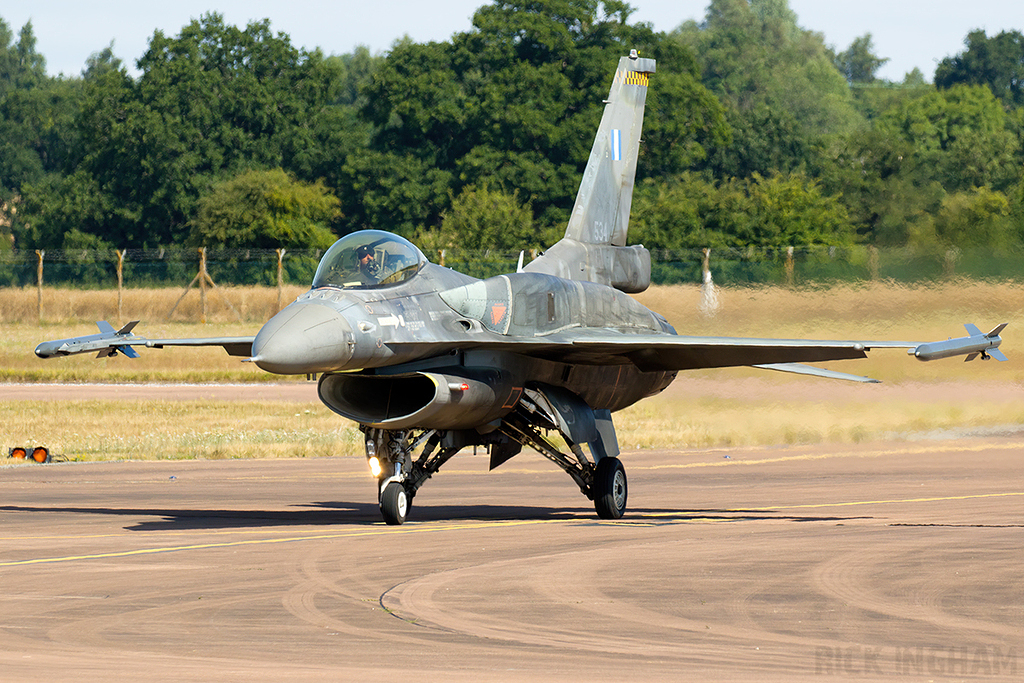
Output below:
[356,245,374,260]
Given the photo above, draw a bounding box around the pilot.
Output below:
[356,244,380,283]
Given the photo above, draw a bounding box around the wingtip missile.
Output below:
[34,320,142,359]
[913,323,1008,362]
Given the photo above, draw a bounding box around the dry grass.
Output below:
[614,385,1024,450]
[1,399,364,462]
[1,286,308,382]
[0,284,308,325]
[2,280,1022,461]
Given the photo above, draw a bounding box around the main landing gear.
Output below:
[360,386,627,525]
[499,401,627,520]
[593,456,628,520]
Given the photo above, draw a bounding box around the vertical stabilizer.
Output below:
[524,52,656,293]
[567,52,655,246]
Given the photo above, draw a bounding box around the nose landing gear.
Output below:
[379,481,409,525]
[363,427,460,525]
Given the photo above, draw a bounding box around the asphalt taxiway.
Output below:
[2,437,1021,681]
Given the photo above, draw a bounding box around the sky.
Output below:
[3,1,1023,82]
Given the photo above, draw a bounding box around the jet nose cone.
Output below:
[251,302,352,374]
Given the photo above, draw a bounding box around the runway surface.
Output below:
[2,438,1021,681]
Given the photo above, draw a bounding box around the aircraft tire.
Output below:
[593,456,627,519]
[380,482,409,525]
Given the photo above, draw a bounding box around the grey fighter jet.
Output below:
[36,52,1007,525]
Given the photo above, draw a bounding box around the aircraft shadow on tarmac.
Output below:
[0,503,869,531]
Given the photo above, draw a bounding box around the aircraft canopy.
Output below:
[312,230,426,289]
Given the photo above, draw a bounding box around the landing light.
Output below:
[9,447,27,459]
[368,456,383,478]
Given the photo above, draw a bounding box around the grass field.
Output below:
[2,280,1022,462]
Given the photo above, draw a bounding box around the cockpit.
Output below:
[312,230,426,290]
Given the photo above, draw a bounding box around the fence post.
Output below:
[785,246,795,286]
[276,248,286,312]
[699,247,721,317]
[116,249,126,324]
[199,247,208,323]
[944,248,960,278]
[167,246,241,323]
[868,245,879,280]
[35,249,44,323]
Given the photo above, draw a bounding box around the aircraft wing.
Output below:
[34,321,255,359]
[387,323,1006,382]
[570,334,881,371]
[390,334,884,369]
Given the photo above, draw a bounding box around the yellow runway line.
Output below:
[0,518,561,567]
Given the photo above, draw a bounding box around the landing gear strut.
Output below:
[499,395,627,520]
[360,386,628,524]
[362,427,459,525]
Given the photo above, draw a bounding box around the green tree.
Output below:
[815,128,944,246]
[1007,174,1024,242]
[674,0,862,178]
[631,170,853,250]
[17,170,112,248]
[0,18,51,197]
[876,84,1021,193]
[833,34,889,85]
[745,172,852,246]
[933,186,1013,248]
[0,18,46,95]
[62,13,346,248]
[0,17,83,243]
[82,42,123,80]
[349,1,727,238]
[190,169,339,249]
[631,172,750,251]
[416,184,556,253]
[935,30,1024,106]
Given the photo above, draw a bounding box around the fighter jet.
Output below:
[36,52,1007,525]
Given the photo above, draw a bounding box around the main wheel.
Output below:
[593,457,627,520]
[380,481,409,525]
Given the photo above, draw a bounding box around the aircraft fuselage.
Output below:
[251,263,677,427]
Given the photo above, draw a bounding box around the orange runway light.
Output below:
[9,446,27,459]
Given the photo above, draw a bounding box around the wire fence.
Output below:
[2,244,1023,290]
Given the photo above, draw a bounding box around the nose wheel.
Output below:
[379,481,410,525]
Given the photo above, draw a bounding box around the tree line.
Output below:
[2,0,1023,267]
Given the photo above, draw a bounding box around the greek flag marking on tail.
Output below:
[611,129,621,161]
